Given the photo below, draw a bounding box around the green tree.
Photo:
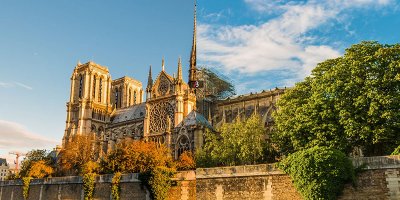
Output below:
[272,41,400,156]
[197,114,270,167]
[19,149,52,177]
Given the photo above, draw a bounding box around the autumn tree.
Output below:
[272,41,400,156]
[100,140,174,174]
[57,134,96,175]
[19,149,53,177]
[176,151,196,170]
[27,160,54,178]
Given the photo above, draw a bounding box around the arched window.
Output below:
[177,136,190,158]
[98,78,102,102]
[115,88,119,108]
[134,90,137,105]
[128,88,132,106]
[92,76,96,99]
[119,89,122,108]
[78,75,83,98]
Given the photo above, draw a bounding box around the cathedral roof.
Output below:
[111,103,146,124]
[176,111,213,129]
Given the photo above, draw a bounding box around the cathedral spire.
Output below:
[177,57,183,81]
[189,0,197,85]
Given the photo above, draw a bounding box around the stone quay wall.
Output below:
[195,155,400,200]
[0,156,399,200]
[0,171,196,200]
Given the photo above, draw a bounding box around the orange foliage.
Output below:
[58,134,96,175]
[176,151,196,170]
[27,160,53,178]
[101,139,174,173]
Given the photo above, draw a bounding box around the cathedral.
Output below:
[62,3,284,159]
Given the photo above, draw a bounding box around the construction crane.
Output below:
[9,151,26,173]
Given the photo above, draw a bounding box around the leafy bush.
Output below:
[279,146,355,200]
[111,172,122,200]
[176,151,196,170]
[101,140,173,174]
[27,160,53,178]
[392,145,400,155]
[139,166,176,200]
[82,161,100,175]
[82,173,96,200]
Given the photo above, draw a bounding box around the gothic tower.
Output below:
[63,61,113,146]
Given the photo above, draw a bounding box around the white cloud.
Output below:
[0,81,33,90]
[198,0,395,90]
[0,120,59,165]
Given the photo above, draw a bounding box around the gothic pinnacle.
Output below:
[162,57,165,71]
[177,57,182,80]
[147,65,153,90]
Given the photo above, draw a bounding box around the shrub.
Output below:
[27,160,53,178]
[101,140,173,173]
[176,151,196,170]
[139,166,176,200]
[279,146,355,200]
[82,161,100,175]
[391,145,400,155]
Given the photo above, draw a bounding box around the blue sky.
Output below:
[0,0,399,163]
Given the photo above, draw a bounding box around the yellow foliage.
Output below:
[27,160,53,178]
[177,151,195,170]
[101,140,174,173]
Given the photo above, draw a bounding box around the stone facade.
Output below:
[62,3,284,159]
[0,159,9,182]
[62,4,203,159]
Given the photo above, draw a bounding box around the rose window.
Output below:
[149,102,175,133]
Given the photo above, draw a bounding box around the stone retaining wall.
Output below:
[1,156,399,199]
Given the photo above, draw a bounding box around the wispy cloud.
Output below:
[0,81,33,90]
[198,0,396,92]
[0,120,59,164]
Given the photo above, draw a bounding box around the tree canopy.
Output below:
[197,114,273,167]
[272,41,400,156]
[57,134,96,175]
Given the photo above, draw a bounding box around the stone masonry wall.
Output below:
[0,156,399,200]
[196,156,400,200]
[0,171,196,200]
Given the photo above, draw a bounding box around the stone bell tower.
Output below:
[63,61,113,146]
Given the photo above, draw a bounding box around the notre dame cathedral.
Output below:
[62,4,284,159]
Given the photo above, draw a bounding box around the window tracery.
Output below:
[177,135,190,158]
[158,76,169,96]
[149,101,174,133]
